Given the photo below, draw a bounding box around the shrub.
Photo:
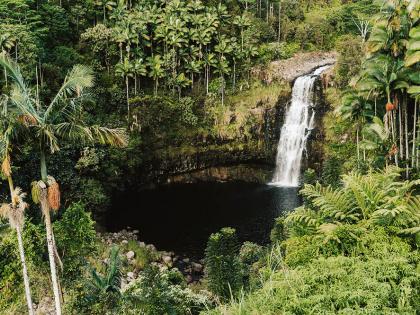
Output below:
[69,246,122,314]
[303,168,317,185]
[239,242,264,289]
[321,157,343,187]
[0,221,44,312]
[204,227,243,300]
[207,255,420,314]
[54,203,97,284]
[122,266,210,315]
[270,216,287,243]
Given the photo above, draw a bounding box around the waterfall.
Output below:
[270,65,330,187]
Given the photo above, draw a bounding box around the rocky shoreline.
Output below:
[100,228,205,290]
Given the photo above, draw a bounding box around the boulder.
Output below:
[192,262,203,273]
[126,251,135,260]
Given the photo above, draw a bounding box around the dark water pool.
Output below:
[107,182,301,258]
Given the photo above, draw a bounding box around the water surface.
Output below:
[107,181,301,258]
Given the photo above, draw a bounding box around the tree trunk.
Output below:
[7,174,34,315]
[44,209,62,315]
[206,66,209,95]
[399,104,403,160]
[412,99,417,168]
[126,76,130,120]
[233,60,236,92]
[278,1,281,42]
[356,127,360,162]
[16,225,34,315]
[221,75,225,106]
[404,98,409,177]
[40,150,62,315]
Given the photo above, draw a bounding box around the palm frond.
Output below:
[89,126,128,148]
[45,65,94,121]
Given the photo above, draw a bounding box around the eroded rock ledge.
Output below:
[253,51,338,84]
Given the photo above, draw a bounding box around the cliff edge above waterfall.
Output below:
[253,52,338,84]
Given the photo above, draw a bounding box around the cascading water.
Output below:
[271,65,330,187]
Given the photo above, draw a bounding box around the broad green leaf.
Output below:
[405,51,420,67]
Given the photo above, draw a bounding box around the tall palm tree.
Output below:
[0,96,35,314]
[0,187,33,315]
[147,54,164,96]
[338,91,373,163]
[115,57,133,119]
[0,55,127,315]
[0,33,15,86]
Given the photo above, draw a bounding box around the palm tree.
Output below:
[115,57,133,119]
[0,33,15,86]
[147,55,164,96]
[0,187,34,315]
[0,101,34,315]
[356,55,410,166]
[214,35,233,106]
[233,14,251,51]
[0,55,127,315]
[338,91,373,162]
[132,57,147,95]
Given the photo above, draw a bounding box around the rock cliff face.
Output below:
[135,55,335,188]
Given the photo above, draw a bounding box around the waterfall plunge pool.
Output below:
[106,181,301,258]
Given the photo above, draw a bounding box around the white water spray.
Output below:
[271,66,330,187]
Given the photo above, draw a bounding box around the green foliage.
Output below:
[257,42,300,64]
[205,227,243,300]
[122,240,159,271]
[207,169,420,315]
[54,203,97,283]
[321,157,343,187]
[0,221,44,312]
[208,253,419,314]
[270,216,287,243]
[335,35,364,88]
[302,168,317,185]
[74,246,122,314]
[121,266,209,315]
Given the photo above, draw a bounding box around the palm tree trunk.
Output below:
[7,175,34,315]
[399,104,403,160]
[356,127,360,162]
[412,99,417,168]
[404,98,409,177]
[126,76,129,120]
[40,151,62,315]
[44,209,62,315]
[233,60,236,92]
[206,66,209,95]
[278,1,281,42]
[16,225,34,315]
[221,75,225,106]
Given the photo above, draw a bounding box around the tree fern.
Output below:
[300,183,357,223]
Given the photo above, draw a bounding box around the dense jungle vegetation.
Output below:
[0,0,419,314]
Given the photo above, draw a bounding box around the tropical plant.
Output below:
[286,167,420,238]
[86,246,122,299]
[205,227,243,300]
[0,188,34,315]
[0,55,127,315]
